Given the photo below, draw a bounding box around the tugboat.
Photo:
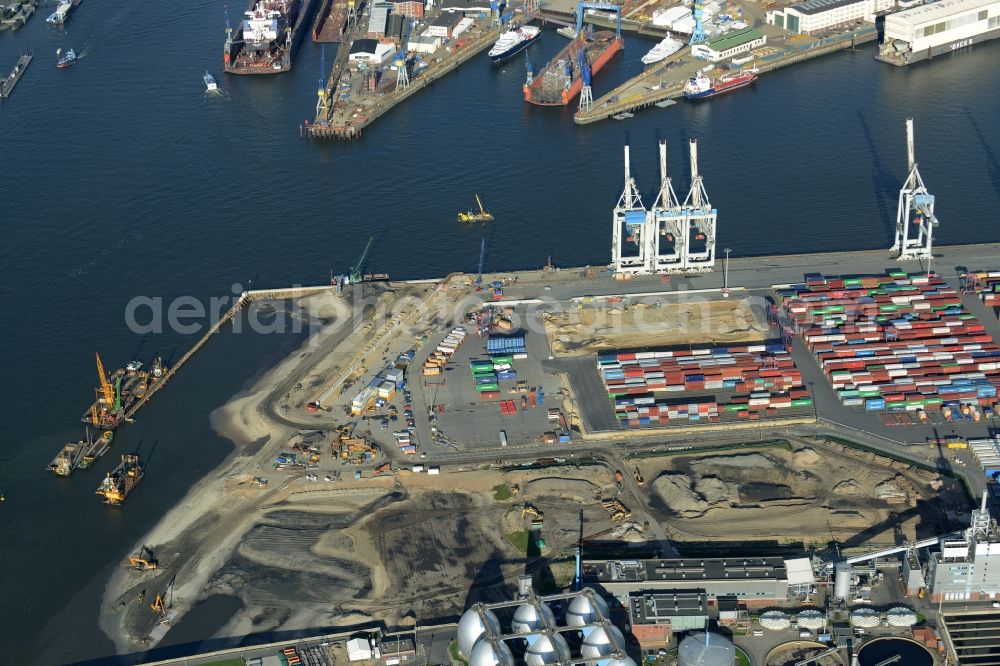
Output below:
[96,454,143,505]
[458,194,494,223]
[56,48,77,68]
[683,68,758,100]
[204,71,219,92]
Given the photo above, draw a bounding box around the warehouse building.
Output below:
[691,27,766,61]
[426,11,465,37]
[879,0,1000,64]
[627,591,708,649]
[767,0,892,34]
[926,492,1000,602]
[349,39,397,65]
[368,2,393,35]
[587,558,790,604]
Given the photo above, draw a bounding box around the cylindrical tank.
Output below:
[512,601,556,634]
[469,639,514,666]
[525,632,571,666]
[834,562,853,601]
[458,608,502,658]
[601,659,638,666]
[678,632,735,666]
[581,625,626,658]
[566,592,610,626]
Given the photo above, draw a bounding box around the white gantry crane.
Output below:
[892,118,938,260]
[650,140,686,272]
[680,139,717,271]
[612,144,650,275]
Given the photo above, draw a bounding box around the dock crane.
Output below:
[577,49,592,113]
[476,237,486,286]
[395,19,413,89]
[349,237,374,284]
[316,45,328,118]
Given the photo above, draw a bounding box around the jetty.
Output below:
[0,52,32,101]
[575,24,877,125]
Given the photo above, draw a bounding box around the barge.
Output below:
[96,454,143,505]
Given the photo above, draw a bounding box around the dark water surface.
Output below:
[1,0,999,662]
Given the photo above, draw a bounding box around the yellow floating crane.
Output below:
[96,352,114,411]
[458,194,494,224]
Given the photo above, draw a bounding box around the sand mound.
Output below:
[653,473,737,518]
[690,453,778,470]
[792,448,821,467]
[522,477,599,501]
[833,480,862,496]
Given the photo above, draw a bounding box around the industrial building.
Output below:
[456,576,636,666]
[586,558,790,604]
[879,0,1000,64]
[368,2,393,35]
[349,39,398,65]
[926,492,1000,602]
[627,591,708,648]
[767,0,892,34]
[427,12,468,38]
[439,0,493,12]
[690,27,766,61]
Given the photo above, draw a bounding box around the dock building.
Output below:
[627,591,709,648]
[350,39,398,64]
[767,0,892,34]
[691,27,766,61]
[439,0,493,14]
[368,2,393,36]
[878,0,1000,64]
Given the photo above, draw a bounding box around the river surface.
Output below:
[1,0,998,663]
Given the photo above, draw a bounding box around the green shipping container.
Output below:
[477,383,500,392]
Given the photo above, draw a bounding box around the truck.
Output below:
[500,430,508,447]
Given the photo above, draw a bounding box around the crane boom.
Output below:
[350,237,374,283]
[96,353,114,409]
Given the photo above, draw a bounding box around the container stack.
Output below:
[969,438,1000,477]
[968,272,1000,309]
[487,334,526,357]
[422,326,467,376]
[778,272,1000,413]
[598,343,807,427]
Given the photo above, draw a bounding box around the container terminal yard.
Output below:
[82,131,1000,666]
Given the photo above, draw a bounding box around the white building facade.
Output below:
[767,0,892,34]
[879,0,1000,63]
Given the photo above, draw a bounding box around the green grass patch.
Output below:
[449,640,468,666]
[735,647,751,666]
[506,530,529,553]
[492,484,512,501]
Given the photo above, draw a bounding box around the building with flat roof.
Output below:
[926,492,1000,602]
[767,0,892,34]
[879,0,1000,64]
[586,558,789,604]
[628,591,709,648]
[691,27,766,61]
[426,11,465,37]
[368,2,393,35]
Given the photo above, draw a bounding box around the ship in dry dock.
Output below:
[311,0,354,42]
[523,25,623,106]
[225,0,315,74]
[96,454,143,505]
[80,354,166,430]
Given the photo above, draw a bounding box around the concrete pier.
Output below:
[0,52,32,101]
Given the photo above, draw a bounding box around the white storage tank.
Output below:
[524,632,571,666]
[512,601,556,633]
[581,625,625,658]
[834,562,853,601]
[566,592,609,626]
[458,608,501,657]
[678,632,735,666]
[469,639,514,666]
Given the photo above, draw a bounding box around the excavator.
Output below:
[457,194,494,224]
[521,503,543,522]
[128,545,158,572]
[150,594,167,622]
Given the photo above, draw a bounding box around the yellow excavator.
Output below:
[521,503,543,522]
[457,194,494,224]
[128,545,158,572]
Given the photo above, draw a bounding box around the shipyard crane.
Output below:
[651,140,686,272]
[689,0,707,44]
[349,237,374,284]
[95,353,115,412]
[680,139,717,271]
[524,49,533,87]
[316,45,328,118]
[575,2,621,40]
[612,144,649,275]
[395,19,413,89]
[476,237,486,286]
[577,49,592,113]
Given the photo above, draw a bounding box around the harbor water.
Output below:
[1,0,999,662]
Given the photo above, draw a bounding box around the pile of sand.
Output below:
[833,480,862,496]
[653,473,738,518]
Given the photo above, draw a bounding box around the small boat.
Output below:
[458,194,493,223]
[612,112,634,120]
[556,26,578,39]
[654,99,677,108]
[46,0,72,25]
[203,71,218,92]
[641,34,684,65]
[56,49,77,69]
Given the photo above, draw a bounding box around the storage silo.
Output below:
[524,632,571,666]
[469,639,514,666]
[599,658,638,666]
[834,562,853,601]
[678,632,735,666]
[581,625,626,658]
[512,601,556,634]
[458,608,502,658]
[566,592,610,626]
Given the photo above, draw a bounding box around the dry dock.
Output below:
[575,23,876,125]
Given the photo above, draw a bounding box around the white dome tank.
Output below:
[886,606,918,627]
[566,593,610,627]
[678,632,735,666]
[525,632,571,666]
[599,659,638,666]
[469,639,514,666]
[759,611,791,631]
[581,625,626,658]
[796,609,826,630]
[458,608,502,658]
[849,608,879,628]
[512,601,556,633]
